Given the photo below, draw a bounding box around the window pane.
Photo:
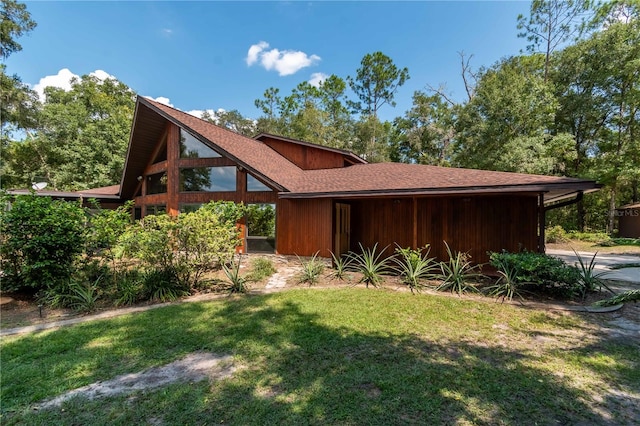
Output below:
[180,203,202,213]
[246,203,276,253]
[179,129,220,158]
[147,205,166,215]
[147,172,167,194]
[179,166,236,192]
[247,174,271,192]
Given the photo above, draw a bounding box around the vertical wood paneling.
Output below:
[260,136,346,170]
[276,199,333,257]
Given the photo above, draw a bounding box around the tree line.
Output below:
[1,0,638,233]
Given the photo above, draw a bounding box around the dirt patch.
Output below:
[35,352,235,410]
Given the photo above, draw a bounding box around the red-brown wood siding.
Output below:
[276,198,333,257]
[260,136,345,170]
[346,195,538,264]
[619,210,640,238]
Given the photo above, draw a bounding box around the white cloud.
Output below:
[33,68,117,101]
[246,41,269,66]
[309,72,328,88]
[150,96,174,107]
[187,108,226,120]
[245,41,321,76]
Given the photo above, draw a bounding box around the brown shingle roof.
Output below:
[78,184,120,196]
[281,162,599,198]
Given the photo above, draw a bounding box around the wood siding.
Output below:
[347,195,538,264]
[259,136,346,170]
[276,198,333,257]
[619,209,640,238]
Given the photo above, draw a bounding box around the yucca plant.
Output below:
[68,279,101,313]
[347,243,390,288]
[392,245,438,293]
[573,250,614,299]
[329,251,352,281]
[485,259,522,303]
[436,242,483,295]
[592,289,640,307]
[223,257,249,294]
[297,252,325,285]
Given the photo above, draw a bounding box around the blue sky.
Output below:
[8,1,532,121]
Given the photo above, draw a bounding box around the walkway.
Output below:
[546,249,640,288]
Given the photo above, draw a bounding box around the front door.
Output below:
[334,203,351,256]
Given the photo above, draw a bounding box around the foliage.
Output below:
[297,252,325,285]
[247,257,276,282]
[0,194,86,292]
[592,289,640,307]
[485,256,524,302]
[142,268,189,302]
[85,200,134,256]
[546,225,569,243]
[0,0,36,59]
[572,250,614,298]
[67,280,100,313]
[245,203,275,237]
[566,231,611,243]
[222,257,249,294]
[113,269,144,307]
[329,251,352,281]
[346,243,390,288]
[392,245,438,293]
[489,251,581,298]
[116,207,240,290]
[436,242,483,295]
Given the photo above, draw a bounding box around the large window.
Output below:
[247,174,271,192]
[179,129,221,158]
[179,166,236,192]
[180,203,203,214]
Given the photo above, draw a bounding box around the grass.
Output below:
[2,289,639,425]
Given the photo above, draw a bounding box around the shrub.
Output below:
[485,257,522,302]
[68,280,101,313]
[116,205,241,291]
[546,225,568,243]
[143,268,190,302]
[297,252,325,285]
[573,250,614,298]
[489,250,581,298]
[392,245,438,294]
[0,194,86,292]
[247,257,276,282]
[85,200,134,256]
[346,243,390,288]
[436,242,483,295]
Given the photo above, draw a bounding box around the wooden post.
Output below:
[412,196,418,249]
[166,124,180,217]
[538,192,545,253]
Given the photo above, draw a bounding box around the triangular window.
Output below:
[247,174,271,192]
[179,129,221,158]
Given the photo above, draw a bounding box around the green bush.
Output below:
[85,200,134,256]
[566,231,611,244]
[0,194,86,292]
[393,245,438,294]
[436,243,483,295]
[545,225,569,243]
[116,205,241,291]
[489,251,581,298]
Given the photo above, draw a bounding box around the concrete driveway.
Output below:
[547,249,640,286]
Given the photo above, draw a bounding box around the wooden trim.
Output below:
[538,192,545,253]
[145,161,167,176]
[178,157,236,168]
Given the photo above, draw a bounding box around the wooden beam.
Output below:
[167,123,180,217]
[538,192,545,253]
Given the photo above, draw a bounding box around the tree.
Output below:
[517,0,592,81]
[391,91,455,165]
[3,74,136,190]
[201,109,256,137]
[0,0,36,59]
[347,51,410,119]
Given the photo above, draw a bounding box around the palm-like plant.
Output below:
[329,251,352,281]
[485,259,522,303]
[573,250,614,299]
[223,257,249,294]
[392,245,438,293]
[347,243,390,288]
[436,242,483,295]
[297,252,325,285]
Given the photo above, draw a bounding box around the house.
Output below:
[13,96,602,263]
[617,203,640,238]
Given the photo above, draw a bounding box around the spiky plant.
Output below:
[347,243,390,288]
[392,245,438,293]
[436,242,483,295]
[297,252,325,285]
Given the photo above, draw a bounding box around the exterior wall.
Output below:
[259,136,346,170]
[276,198,333,257]
[618,208,640,238]
[349,195,538,264]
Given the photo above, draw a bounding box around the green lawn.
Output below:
[2,288,638,425]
